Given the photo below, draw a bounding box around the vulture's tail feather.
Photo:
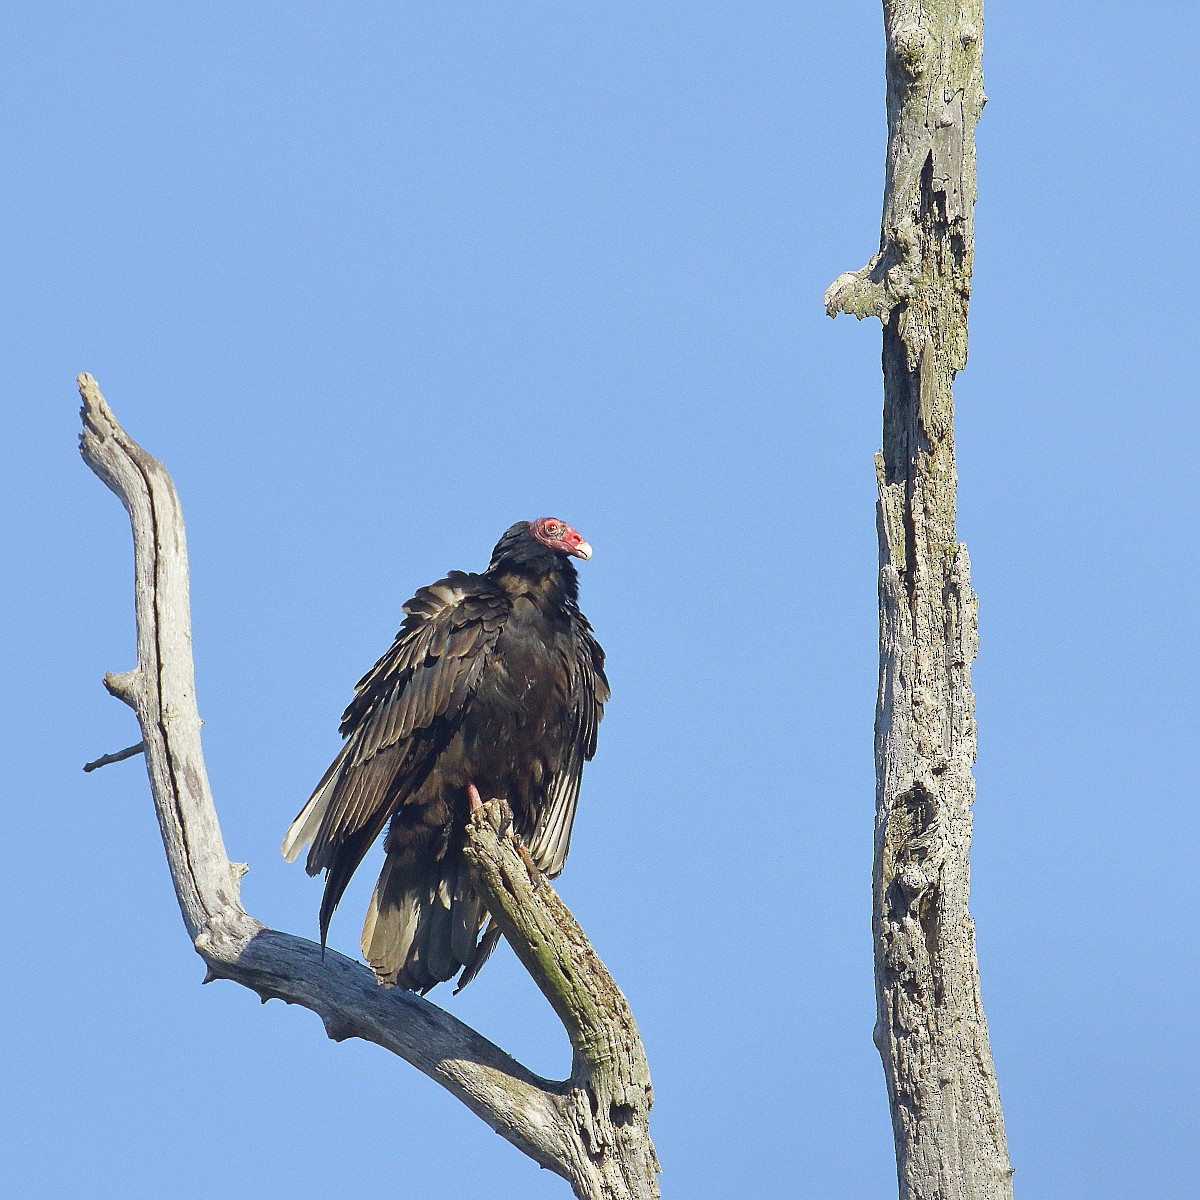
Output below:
[362,855,490,992]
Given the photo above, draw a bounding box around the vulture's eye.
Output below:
[546,524,563,536]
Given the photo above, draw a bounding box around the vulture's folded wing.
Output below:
[528,608,609,877]
[281,571,508,939]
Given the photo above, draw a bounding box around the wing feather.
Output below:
[281,573,508,898]
[528,607,609,877]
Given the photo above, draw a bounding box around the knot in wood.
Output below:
[896,863,933,902]
[892,25,929,78]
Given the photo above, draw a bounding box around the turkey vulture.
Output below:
[282,518,608,993]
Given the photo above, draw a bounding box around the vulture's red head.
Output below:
[530,517,592,560]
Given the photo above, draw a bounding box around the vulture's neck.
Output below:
[489,557,579,608]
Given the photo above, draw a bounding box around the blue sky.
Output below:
[5,4,1198,1197]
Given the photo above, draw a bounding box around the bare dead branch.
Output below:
[78,373,657,1200]
[824,4,1013,1200]
[464,801,658,1192]
[82,741,145,772]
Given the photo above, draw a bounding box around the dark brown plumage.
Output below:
[282,518,607,993]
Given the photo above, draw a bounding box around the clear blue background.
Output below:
[5,4,1197,1197]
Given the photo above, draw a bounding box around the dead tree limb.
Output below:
[83,741,145,772]
[78,373,657,1200]
[824,4,1013,1199]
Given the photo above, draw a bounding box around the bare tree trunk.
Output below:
[78,375,658,1200]
[825,3,1013,1198]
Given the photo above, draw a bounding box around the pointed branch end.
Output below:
[78,373,118,454]
[467,795,512,842]
[322,1014,355,1043]
[77,371,106,413]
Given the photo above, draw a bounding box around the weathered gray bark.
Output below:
[78,374,657,1200]
[825,4,1013,1199]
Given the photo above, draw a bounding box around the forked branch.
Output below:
[78,373,656,1200]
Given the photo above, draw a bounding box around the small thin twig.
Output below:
[83,741,146,773]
